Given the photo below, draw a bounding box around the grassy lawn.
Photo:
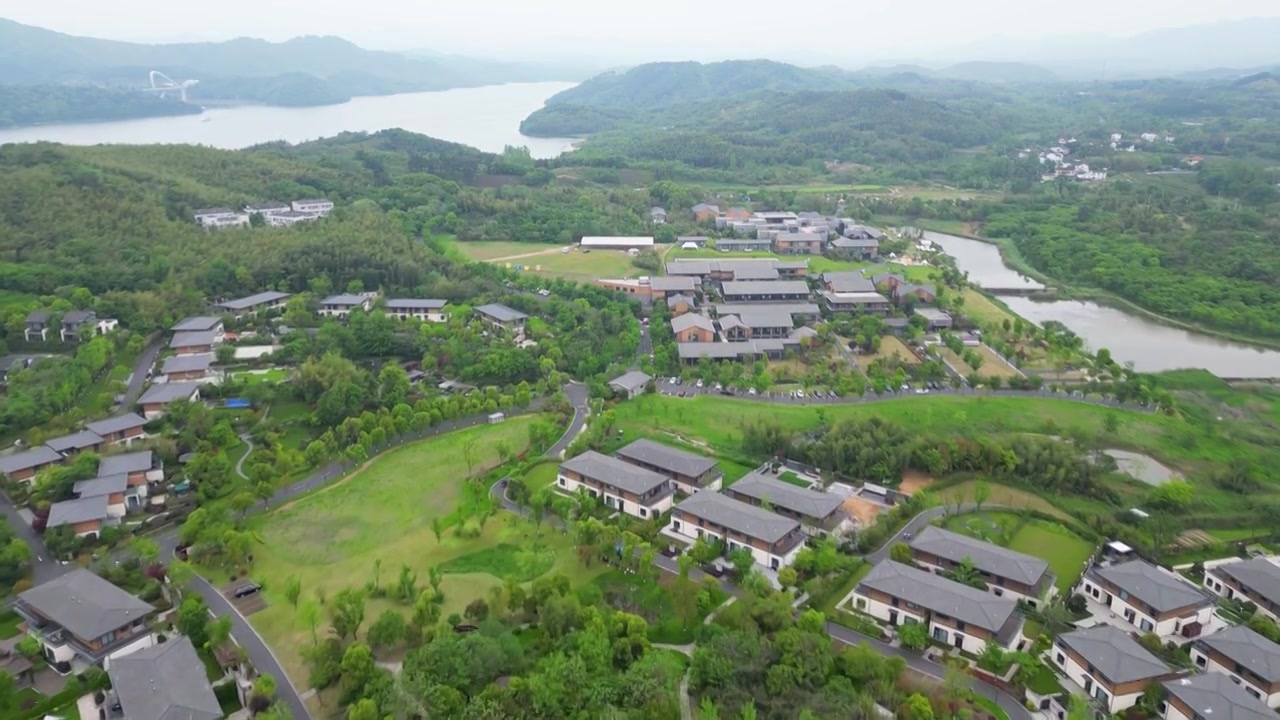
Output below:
[232,368,290,384]
[1008,520,1096,592]
[1207,527,1268,542]
[523,461,560,492]
[449,237,642,281]
[0,610,22,639]
[938,481,1076,523]
[445,239,559,261]
[936,345,1021,379]
[960,289,1020,328]
[244,416,608,685]
[857,335,920,366]
[778,471,811,488]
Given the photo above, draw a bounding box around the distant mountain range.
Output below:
[0,18,579,110]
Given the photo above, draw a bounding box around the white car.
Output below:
[748,388,757,396]
[796,389,806,399]
[696,379,704,388]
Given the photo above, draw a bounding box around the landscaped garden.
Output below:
[241,415,608,683]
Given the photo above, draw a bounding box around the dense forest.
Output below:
[0,85,201,127]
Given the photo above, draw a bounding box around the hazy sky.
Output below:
[3,0,1279,65]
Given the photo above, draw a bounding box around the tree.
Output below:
[889,542,913,564]
[299,597,322,645]
[230,491,256,519]
[464,598,490,623]
[252,673,277,706]
[347,698,379,720]
[329,588,368,641]
[412,589,441,630]
[898,692,934,720]
[177,595,211,649]
[1103,412,1120,434]
[206,615,233,651]
[726,547,755,581]
[367,609,405,650]
[340,642,377,696]
[972,480,990,513]
[431,516,444,543]
[395,564,417,603]
[284,575,302,609]
[898,621,928,650]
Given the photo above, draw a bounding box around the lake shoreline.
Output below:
[914,221,1280,353]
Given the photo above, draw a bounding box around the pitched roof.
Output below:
[729,472,843,520]
[1055,626,1171,685]
[666,294,695,309]
[649,276,698,292]
[721,280,811,297]
[718,315,746,331]
[609,371,652,392]
[671,314,715,334]
[674,492,800,545]
[822,272,875,293]
[858,560,1020,635]
[385,299,447,310]
[73,474,129,498]
[109,636,221,720]
[214,291,291,311]
[560,451,671,496]
[320,293,368,306]
[1197,625,1280,684]
[677,342,772,360]
[161,354,214,375]
[0,446,63,474]
[169,331,218,349]
[25,310,50,323]
[1163,673,1274,720]
[170,317,223,332]
[1089,559,1213,613]
[62,310,95,325]
[474,303,528,323]
[46,497,109,528]
[19,570,154,640]
[715,303,820,318]
[1210,558,1280,607]
[44,430,103,454]
[909,526,1051,587]
[84,413,148,436]
[193,208,235,216]
[616,439,719,480]
[731,309,795,329]
[137,382,202,406]
[98,451,154,477]
[831,237,880,248]
[730,265,781,281]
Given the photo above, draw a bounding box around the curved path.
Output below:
[234,433,255,481]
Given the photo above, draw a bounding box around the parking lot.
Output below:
[221,581,267,616]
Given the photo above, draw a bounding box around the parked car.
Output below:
[796,389,806,399]
[696,379,704,388]
[747,388,757,395]
[234,583,262,598]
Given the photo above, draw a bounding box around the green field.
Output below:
[232,368,291,384]
[445,237,642,281]
[523,460,559,492]
[244,415,604,684]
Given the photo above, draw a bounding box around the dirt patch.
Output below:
[1176,530,1216,549]
[900,471,933,495]
[842,496,884,526]
[221,583,267,616]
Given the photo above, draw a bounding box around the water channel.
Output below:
[924,231,1280,376]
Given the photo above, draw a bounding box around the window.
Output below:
[932,627,948,642]
[956,621,966,631]
[558,477,566,487]
[639,508,647,518]
[1055,653,1065,666]
[1246,687,1261,700]
[1139,618,1154,632]
[673,520,681,531]
[855,598,866,610]
[1194,655,1206,667]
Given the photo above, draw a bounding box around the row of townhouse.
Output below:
[194,198,334,229]
[23,310,119,343]
[44,450,161,538]
[554,441,850,571]
[15,569,222,718]
[818,272,949,325]
[0,413,150,483]
[701,209,884,258]
[318,294,452,321]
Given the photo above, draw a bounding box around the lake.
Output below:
[927,231,1280,377]
[0,82,580,159]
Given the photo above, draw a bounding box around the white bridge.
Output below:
[145,71,198,101]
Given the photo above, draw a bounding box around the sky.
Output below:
[3,0,1280,67]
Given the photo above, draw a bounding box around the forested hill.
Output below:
[536,88,1000,167]
[538,60,850,109]
[0,18,572,112]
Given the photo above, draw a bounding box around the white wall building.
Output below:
[1051,626,1176,714]
[668,492,806,571]
[1077,560,1216,641]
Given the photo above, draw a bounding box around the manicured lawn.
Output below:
[244,416,606,685]
[0,610,22,639]
[1207,527,1267,542]
[960,289,1019,328]
[523,461,560,492]
[232,368,291,384]
[447,239,557,261]
[778,471,811,488]
[512,248,640,282]
[856,335,920,366]
[943,511,1021,544]
[1007,520,1096,592]
[939,481,1075,523]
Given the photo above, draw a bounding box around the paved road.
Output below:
[234,433,254,481]
[0,498,61,584]
[655,379,1155,412]
[547,382,588,458]
[121,335,165,408]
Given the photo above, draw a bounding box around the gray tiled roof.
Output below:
[320,293,368,306]
[820,290,890,305]
[474,304,528,323]
[386,299,447,310]
[729,265,781,280]
[676,343,761,360]
[731,309,795,329]
[46,497,109,527]
[1056,626,1171,685]
[98,451,154,477]
[666,294,695,309]
[0,446,63,474]
[729,472,843,520]
[73,474,129,498]
[62,310,95,325]
[1089,559,1213,613]
[109,636,221,720]
[560,451,671,496]
[822,272,875,293]
[616,439,719,480]
[45,430,103,454]
[161,354,214,375]
[1210,558,1280,607]
[609,371,652,392]
[169,331,218,349]
[858,560,1020,635]
[18,570,153,640]
[84,413,148,436]
[718,315,746,331]
[909,526,1050,587]
[649,276,698,292]
[831,237,880,248]
[671,314,715,334]
[215,291,291,311]
[715,303,820,318]
[1197,625,1280,684]
[674,492,800,545]
[170,317,222,332]
[721,280,811,297]
[1163,673,1274,720]
[137,382,202,406]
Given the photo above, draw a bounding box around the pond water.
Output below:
[1103,449,1181,486]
